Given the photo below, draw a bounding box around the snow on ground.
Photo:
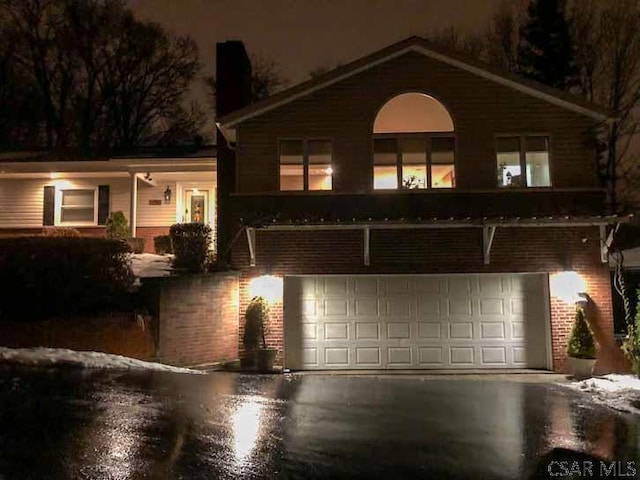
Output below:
[0,347,204,374]
[129,253,173,279]
[565,374,640,415]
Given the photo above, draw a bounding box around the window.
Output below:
[496,136,551,188]
[59,189,96,224]
[373,135,455,190]
[279,139,332,191]
[373,92,455,190]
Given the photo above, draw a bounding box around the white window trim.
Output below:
[54,187,99,227]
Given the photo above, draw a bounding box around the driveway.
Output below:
[0,367,638,479]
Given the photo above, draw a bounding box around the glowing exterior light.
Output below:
[325,166,333,175]
[248,275,283,304]
[550,271,586,304]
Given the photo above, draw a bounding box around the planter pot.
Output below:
[239,351,256,370]
[256,348,278,373]
[570,357,596,380]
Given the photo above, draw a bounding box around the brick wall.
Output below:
[155,272,239,367]
[0,313,156,360]
[231,226,622,373]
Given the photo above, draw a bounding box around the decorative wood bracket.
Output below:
[363,227,370,266]
[600,225,614,264]
[483,226,497,265]
[246,227,256,267]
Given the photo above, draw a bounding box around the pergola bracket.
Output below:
[483,225,497,265]
[246,227,256,267]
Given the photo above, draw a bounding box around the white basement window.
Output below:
[59,189,97,224]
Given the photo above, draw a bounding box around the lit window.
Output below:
[279,139,332,191]
[373,136,455,190]
[60,189,96,224]
[497,136,550,188]
[373,92,455,191]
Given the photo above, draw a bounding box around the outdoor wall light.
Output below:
[549,271,587,304]
[248,275,283,304]
[163,185,172,204]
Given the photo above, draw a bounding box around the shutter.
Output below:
[43,186,55,226]
[97,185,110,225]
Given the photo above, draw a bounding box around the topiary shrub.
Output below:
[169,223,212,273]
[0,236,135,320]
[243,296,269,351]
[567,306,597,359]
[105,211,131,240]
[43,227,81,237]
[154,235,173,255]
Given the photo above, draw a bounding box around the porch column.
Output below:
[129,172,138,237]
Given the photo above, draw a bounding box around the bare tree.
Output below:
[0,0,202,151]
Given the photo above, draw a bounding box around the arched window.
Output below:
[373,93,455,190]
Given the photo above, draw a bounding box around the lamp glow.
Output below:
[248,275,283,304]
[550,271,586,304]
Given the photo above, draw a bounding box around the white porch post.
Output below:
[129,172,138,237]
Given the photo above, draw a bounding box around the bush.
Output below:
[243,296,269,350]
[169,223,212,273]
[567,306,597,359]
[154,235,173,255]
[105,211,131,240]
[622,289,640,375]
[0,236,135,320]
[43,227,81,237]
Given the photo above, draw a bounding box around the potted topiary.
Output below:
[243,296,278,372]
[567,305,597,379]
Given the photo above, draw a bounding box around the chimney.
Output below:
[215,41,252,118]
[215,41,252,264]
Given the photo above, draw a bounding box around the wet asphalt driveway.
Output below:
[0,368,638,480]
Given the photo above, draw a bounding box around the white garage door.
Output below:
[284,274,551,370]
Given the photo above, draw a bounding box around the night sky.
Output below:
[128,0,505,130]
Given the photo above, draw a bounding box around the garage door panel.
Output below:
[479,298,505,315]
[354,298,378,316]
[356,322,380,340]
[481,322,506,339]
[285,274,550,370]
[356,347,382,366]
[418,322,442,339]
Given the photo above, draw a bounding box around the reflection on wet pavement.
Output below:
[0,368,638,479]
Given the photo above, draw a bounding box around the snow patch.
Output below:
[564,374,640,415]
[0,347,204,374]
[129,253,174,279]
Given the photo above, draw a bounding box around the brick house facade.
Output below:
[217,37,627,373]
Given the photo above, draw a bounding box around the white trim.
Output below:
[222,44,607,129]
[542,273,554,371]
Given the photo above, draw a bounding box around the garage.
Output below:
[283,273,551,370]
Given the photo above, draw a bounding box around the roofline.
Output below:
[0,156,216,176]
[219,37,608,129]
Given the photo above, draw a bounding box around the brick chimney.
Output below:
[215,41,252,263]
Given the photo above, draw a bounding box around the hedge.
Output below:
[170,223,212,273]
[0,236,134,320]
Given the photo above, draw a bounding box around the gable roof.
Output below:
[218,36,609,130]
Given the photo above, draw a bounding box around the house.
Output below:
[215,37,628,373]
[0,147,217,252]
